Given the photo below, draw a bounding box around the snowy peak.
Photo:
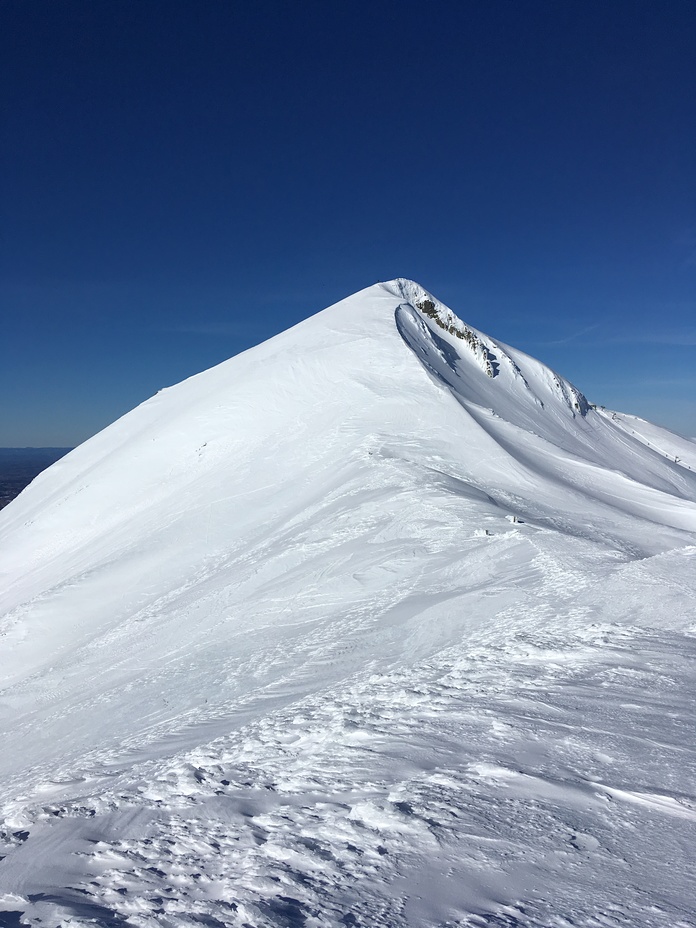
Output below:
[391,278,500,379]
[385,278,590,422]
[0,278,696,928]
[0,275,695,611]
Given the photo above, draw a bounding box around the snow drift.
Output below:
[1,279,695,927]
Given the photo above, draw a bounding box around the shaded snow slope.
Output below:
[1,280,695,927]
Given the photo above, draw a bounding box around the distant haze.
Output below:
[0,448,72,508]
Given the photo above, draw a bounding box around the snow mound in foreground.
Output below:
[0,279,695,927]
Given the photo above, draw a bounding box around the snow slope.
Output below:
[1,279,695,927]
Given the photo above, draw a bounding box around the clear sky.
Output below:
[2,0,695,446]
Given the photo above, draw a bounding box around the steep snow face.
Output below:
[389,278,696,532]
[1,280,696,928]
[392,277,589,410]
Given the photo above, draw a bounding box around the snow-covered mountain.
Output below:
[1,279,695,927]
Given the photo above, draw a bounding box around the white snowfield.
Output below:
[1,279,695,928]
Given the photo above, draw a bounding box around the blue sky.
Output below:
[2,0,695,445]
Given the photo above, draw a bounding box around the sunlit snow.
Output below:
[1,280,695,927]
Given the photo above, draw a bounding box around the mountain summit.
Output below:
[1,280,695,927]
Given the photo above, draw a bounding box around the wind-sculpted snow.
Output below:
[1,280,695,927]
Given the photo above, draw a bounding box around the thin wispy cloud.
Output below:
[639,377,696,387]
[535,320,696,349]
[605,329,696,346]
[590,374,696,390]
[539,323,602,346]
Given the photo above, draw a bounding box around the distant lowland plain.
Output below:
[0,448,72,509]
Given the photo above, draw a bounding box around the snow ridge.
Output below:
[392,278,499,378]
[389,277,589,416]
